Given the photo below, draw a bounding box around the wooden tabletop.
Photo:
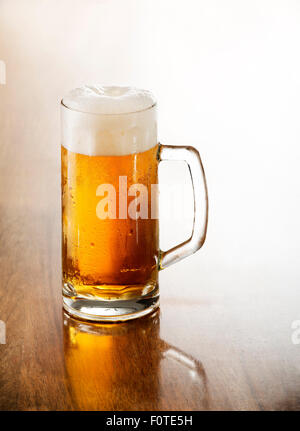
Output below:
[0,120,299,411]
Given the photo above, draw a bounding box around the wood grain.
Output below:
[0,57,300,412]
[0,143,300,411]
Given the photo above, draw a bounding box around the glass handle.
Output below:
[158,144,208,269]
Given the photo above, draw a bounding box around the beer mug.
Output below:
[61,86,208,321]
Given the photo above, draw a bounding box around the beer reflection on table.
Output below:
[63,310,208,410]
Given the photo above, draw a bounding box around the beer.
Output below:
[61,86,161,319]
[61,85,208,321]
[61,144,159,299]
[63,311,161,410]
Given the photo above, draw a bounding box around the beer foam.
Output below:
[63,86,156,115]
[61,86,157,156]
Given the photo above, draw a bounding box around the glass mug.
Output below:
[61,86,208,321]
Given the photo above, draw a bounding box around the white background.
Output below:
[1,0,300,301]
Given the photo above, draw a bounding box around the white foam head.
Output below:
[61,85,157,156]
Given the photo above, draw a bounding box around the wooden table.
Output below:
[0,129,300,411]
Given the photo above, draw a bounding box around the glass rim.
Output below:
[60,99,157,117]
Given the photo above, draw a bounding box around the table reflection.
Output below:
[63,310,208,410]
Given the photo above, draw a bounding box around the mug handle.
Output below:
[158,144,209,269]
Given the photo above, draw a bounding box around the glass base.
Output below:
[62,283,159,322]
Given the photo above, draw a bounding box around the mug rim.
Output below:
[60,99,157,117]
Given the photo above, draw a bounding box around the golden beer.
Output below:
[61,144,159,299]
[63,311,161,410]
[61,85,208,321]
